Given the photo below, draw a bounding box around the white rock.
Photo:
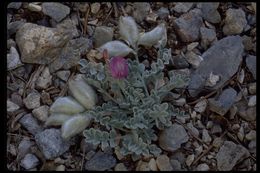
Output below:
[148,158,158,171]
[245,130,256,141]
[56,165,66,171]
[205,72,220,87]
[28,3,42,12]
[36,67,52,89]
[196,163,210,171]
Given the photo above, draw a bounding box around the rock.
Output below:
[211,124,222,134]
[184,51,203,68]
[56,70,70,81]
[223,8,247,35]
[36,67,52,89]
[197,3,221,23]
[7,2,22,9]
[18,139,34,159]
[156,155,173,171]
[194,99,207,113]
[242,35,253,51]
[133,2,151,22]
[172,3,193,13]
[200,27,217,49]
[23,91,41,109]
[55,18,79,38]
[90,3,100,14]
[170,159,182,171]
[85,151,116,171]
[8,20,26,37]
[35,129,71,160]
[136,161,150,171]
[19,114,43,135]
[32,105,49,122]
[238,104,256,122]
[187,42,199,51]
[93,26,114,48]
[11,92,23,107]
[48,37,92,72]
[148,158,158,171]
[188,36,243,97]
[248,83,256,95]
[28,3,42,12]
[212,137,223,148]
[185,154,194,167]
[173,98,186,106]
[171,55,190,69]
[170,151,186,165]
[159,124,189,152]
[42,2,70,22]
[16,23,71,64]
[248,140,256,154]
[7,46,23,71]
[114,163,127,171]
[187,122,199,137]
[7,100,20,113]
[248,95,256,107]
[41,91,53,105]
[245,130,256,141]
[7,39,16,49]
[246,55,256,80]
[20,154,39,170]
[208,87,237,115]
[173,9,203,42]
[55,165,66,171]
[202,129,212,143]
[216,141,250,171]
[157,7,169,19]
[196,163,210,171]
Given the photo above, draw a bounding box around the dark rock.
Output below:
[173,8,203,42]
[85,151,116,171]
[35,129,71,160]
[171,55,190,69]
[42,2,70,22]
[246,55,256,80]
[242,35,253,51]
[19,114,43,135]
[11,92,23,107]
[188,36,244,97]
[172,3,193,13]
[197,3,221,23]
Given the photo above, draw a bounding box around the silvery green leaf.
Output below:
[45,113,71,126]
[61,114,92,140]
[50,96,85,115]
[69,74,98,109]
[137,23,167,48]
[98,41,135,58]
[119,16,139,48]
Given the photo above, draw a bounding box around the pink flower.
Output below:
[109,56,129,79]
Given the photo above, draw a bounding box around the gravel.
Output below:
[7,46,23,71]
[245,55,256,80]
[156,155,173,171]
[19,114,43,135]
[42,2,70,22]
[32,105,49,122]
[93,26,114,48]
[85,151,116,171]
[20,154,39,170]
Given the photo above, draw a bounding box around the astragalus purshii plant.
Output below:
[46,16,190,158]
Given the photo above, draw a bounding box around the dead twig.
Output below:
[83,6,90,36]
[113,2,118,18]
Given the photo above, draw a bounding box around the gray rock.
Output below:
[157,7,169,19]
[170,151,186,164]
[11,92,23,107]
[246,55,256,80]
[36,67,52,89]
[56,70,71,81]
[7,46,23,71]
[184,51,203,68]
[19,114,43,135]
[185,154,194,167]
[202,129,212,143]
[7,2,22,9]
[7,39,16,49]
[223,8,247,35]
[248,95,256,107]
[23,91,41,109]
[48,37,92,72]
[16,23,71,64]
[200,27,217,49]
[20,154,39,170]
[170,159,182,171]
[80,139,98,153]
[94,26,114,48]
[156,155,173,171]
[208,87,237,115]
[186,122,199,137]
[171,55,190,69]
[114,163,127,171]
[248,140,256,154]
[188,36,244,97]
[133,2,151,22]
[32,105,49,122]
[216,141,249,171]
[211,124,222,134]
[18,139,34,159]
[8,20,25,36]
[196,163,210,171]
[159,124,189,152]
[245,130,256,141]
[197,3,221,23]
[56,18,79,38]
[55,165,66,171]
[172,3,193,13]
[7,100,20,113]
[42,2,70,22]
[173,9,203,42]
[248,82,256,95]
[85,151,116,171]
[35,129,71,160]
[236,101,256,121]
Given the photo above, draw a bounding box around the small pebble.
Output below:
[156,155,173,171]
[55,165,66,171]
[148,158,158,171]
[114,163,127,171]
[197,163,210,171]
[245,130,256,141]
[248,95,256,107]
[91,3,100,14]
[20,154,39,170]
[248,83,256,95]
[23,91,41,109]
[202,129,212,143]
[186,154,194,167]
[32,105,49,122]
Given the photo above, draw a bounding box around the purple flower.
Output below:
[109,56,129,79]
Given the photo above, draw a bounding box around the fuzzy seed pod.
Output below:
[45,113,71,126]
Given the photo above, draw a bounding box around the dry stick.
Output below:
[103,7,113,24]
[113,2,118,18]
[120,4,127,16]
[83,7,90,36]
[80,148,86,171]
[58,72,75,97]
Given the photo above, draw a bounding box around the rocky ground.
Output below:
[7,2,256,171]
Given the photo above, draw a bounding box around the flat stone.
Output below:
[185,154,194,167]
[216,141,250,171]
[42,2,70,22]
[20,154,39,170]
[200,27,217,49]
[35,129,71,160]
[36,67,52,89]
[188,36,243,97]
[94,26,114,48]
[7,2,22,9]
[196,163,210,171]
[159,124,189,152]
[173,9,203,42]
[171,55,190,69]
[85,151,116,171]
[170,159,182,171]
[197,3,221,23]
[7,46,23,71]
[16,23,71,64]
[56,70,71,81]
[18,139,34,159]
[208,88,237,115]
[157,7,169,19]
[185,51,203,68]
[223,8,247,35]
[133,2,151,22]
[187,122,200,137]
[202,129,212,143]
[8,20,26,37]
[32,105,49,122]
[7,100,20,113]
[172,3,193,13]
[246,55,256,80]
[19,114,43,135]
[23,91,41,109]
[156,155,173,171]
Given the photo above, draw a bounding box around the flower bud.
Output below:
[109,56,129,79]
